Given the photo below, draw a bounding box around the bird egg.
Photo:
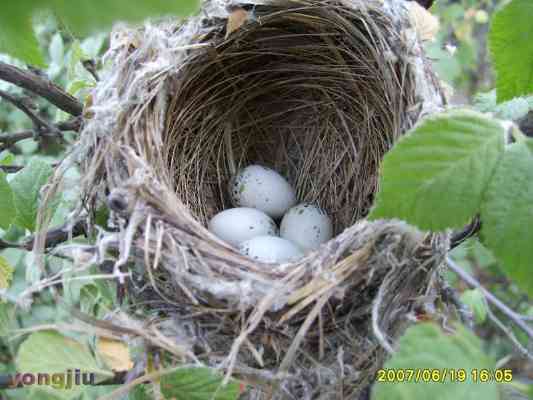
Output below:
[230,165,296,218]
[208,207,278,247]
[239,236,303,263]
[280,203,333,251]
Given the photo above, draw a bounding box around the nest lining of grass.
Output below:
[58,0,450,398]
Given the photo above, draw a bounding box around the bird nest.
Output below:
[64,0,451,398]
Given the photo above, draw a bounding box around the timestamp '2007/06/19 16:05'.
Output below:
[376,368,513,383]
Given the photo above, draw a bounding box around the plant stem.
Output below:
[0,61,82,116]
[446,257,533,341]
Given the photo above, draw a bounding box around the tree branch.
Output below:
[0,117,80,152]
[23,219,87,250]
[0,219,86,251]
[446,257,533,343]
[450,216,481,250]
[0,89,61,136]
[82,60,100,82]
[486,308,533,360]
[0,165,24,173]
[408,0,435,9]
[0,238,24,251]
[0,61,82,116]
[439,278,474,328]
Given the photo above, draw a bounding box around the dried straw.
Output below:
[61,0,451,398]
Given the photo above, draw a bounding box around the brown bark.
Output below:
[0,61,83,116]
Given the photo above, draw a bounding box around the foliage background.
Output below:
[432,0,532,359]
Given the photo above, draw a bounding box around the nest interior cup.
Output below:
[166,1,420,233]
[76,0,448,398]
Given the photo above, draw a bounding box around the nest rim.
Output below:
[67,1,449,398]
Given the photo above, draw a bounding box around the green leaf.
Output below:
[371,323,498,400]
[0,255,14,290]
[460,289,488,324]
[80,35,107,59]
[18,331,112,375]
[0,171,16,230]
[17,331,113,399]
[494,98,531,120]
[95,205,110,228]
[473,90,533,120]
[129,384,150,400]
[0,4,45,67]
[526,138,533,153]
[66,80,95,96]
[160,367,242,400]
[0,0,199,66]
[480,142,533,296]
[369,110,505,230]
[468,239,497,269]
[80,386,121,400]
[0,302,15,337]
[49,0,199,36]
[49,33,64,65]
[26,388,65,400]
[0,151,15,165]
[489,0,533,102]
[10,159,53,232]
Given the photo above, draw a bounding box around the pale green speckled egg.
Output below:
[230,165,296,219]
[280,203,332,251]
[208,207,278,247]
[239,236,303,263]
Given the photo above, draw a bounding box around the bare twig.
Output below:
[19,272,132,300]
[0,165,29,173]
[0,131,36,149]
[0,89,61,136]
[486,308,533,360]
[450,216,481,250]
[439,278,474,328]
[0,219,86,251]
[97,367,186,400]
[24,219,87,250]
[413,0,435,9]
[446,257,533,342]
[82,59,100,81]
[0,117,81,151]
[0,61,82,116]
[0,238,24,251]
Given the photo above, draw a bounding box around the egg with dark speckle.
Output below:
[280,203,333,251]
[230,165,296,218]
[208,208,278,247]
[239,236,303,263]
